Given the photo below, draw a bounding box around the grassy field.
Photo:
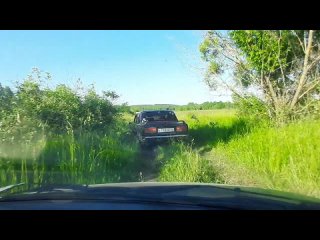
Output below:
[211,119,320,197]
[158,109,320,198]
[1,108,319,199]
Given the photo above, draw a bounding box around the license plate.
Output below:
[158,128,175,133]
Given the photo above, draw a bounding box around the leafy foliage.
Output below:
[1,69,120,135]
[0,69,141,187]
[232,94,270,126]
[200,30,320,122]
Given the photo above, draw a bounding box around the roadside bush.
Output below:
[233,94,271,127]
[0,69,138,187]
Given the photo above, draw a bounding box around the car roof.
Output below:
[140,110,175,114]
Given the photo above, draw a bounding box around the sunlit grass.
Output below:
[0,130,142,187]
[175,109,237,122]
[158,109,320,198]
[156,142,220,183]
[156,109,241,183]
[212,119,320,197]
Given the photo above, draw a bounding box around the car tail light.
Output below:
[176,125,187,132]
[144,127,157,133]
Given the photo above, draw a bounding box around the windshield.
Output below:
[0,30,319,204]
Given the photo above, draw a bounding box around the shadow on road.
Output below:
[135,145,159,182]
[189,118,251,153]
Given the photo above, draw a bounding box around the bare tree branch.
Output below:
[265,75,278,106]
[277,31,287,85]
[290,30,314,108]
[298,78,320,100]
[292,30,306,53]
[306,54,320,72]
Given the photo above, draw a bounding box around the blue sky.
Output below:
[0,30,231,105]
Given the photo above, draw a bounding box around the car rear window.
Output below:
[142,111,178,121]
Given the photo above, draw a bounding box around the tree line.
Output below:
[130,101,234,112]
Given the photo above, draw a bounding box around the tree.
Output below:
[0,84,15,116]
[81,88,118,131]
[200,30,320,122]
[39,84,82,133]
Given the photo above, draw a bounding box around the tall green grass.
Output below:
[176,109,250,149]
[212,119,320,198]
[159,109,320,198]
[0,125,141,188]
[157,110,241,183]
[156,142,220,183]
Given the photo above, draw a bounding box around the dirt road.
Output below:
[137,146,159,182]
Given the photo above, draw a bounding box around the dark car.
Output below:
[130,110,188,147]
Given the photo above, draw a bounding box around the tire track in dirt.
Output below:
[137,146,159,182]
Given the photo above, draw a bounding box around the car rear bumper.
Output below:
[141,134,188,144]
[144,134,188,139]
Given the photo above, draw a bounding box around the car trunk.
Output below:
[143,121,187,136]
